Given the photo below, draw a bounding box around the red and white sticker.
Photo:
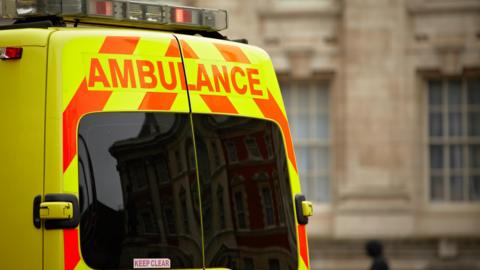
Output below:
[133,258,171,269]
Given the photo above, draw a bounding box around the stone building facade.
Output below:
[184,0,480,269]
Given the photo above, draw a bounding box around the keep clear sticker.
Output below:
[133,258,171,269]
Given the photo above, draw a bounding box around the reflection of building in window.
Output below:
[187,144,196,170]
[253,171,276,227]
[268,258,280,270]
[228,258,238,270]
[245,136,262,160]
[273,178,285,225]
[140,210,158,234]
[175,150,183,174]
[225,141,238,163]
[243,257,254,270]
[154,157,170,183]
[129,160,148,190]
[211,141,221,167]
[234,191,247,229]
[428,78,480,202]
[281,81,330,202]
[203,198,212,233]
[163,205,176,234]
[179,187,190,234]
[261,187,275,227]
[253,171,269,182]
[217,185,226,229]
[190,115,297,268]
[264,132,274,158]
[105,113,204,267]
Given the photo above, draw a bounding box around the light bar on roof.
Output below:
[0,0,228,31]
[0,0,83,17]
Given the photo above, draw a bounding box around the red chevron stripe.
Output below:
[200,94,238,114]
[179,40,199,59]
[165,39,199,59]
[165,39,181,57]
[63,79,112,172]
[139,92,178,111]
[298,225,309,269]
[99,36,140,55]
[214,43,250,64]
[63,229,80,270]
[254,90,297,171]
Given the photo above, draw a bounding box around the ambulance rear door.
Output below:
[176,34,310,270]
[0,28,51,270]
[44,29,203,270]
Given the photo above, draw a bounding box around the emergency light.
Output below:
[0,47,22,59]
[0,0,227,31]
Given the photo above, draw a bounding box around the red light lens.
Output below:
[174,8,192,23]
[0,47,23,60]
[96,1,113,16]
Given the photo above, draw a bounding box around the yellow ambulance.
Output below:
[0,0,313,269]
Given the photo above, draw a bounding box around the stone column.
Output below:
[336,0,414,238]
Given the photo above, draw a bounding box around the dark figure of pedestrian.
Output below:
[365,240,390,270]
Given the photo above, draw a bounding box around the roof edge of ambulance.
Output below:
[174,32,271,58]
[0,28,54,46]
[0,25,272,61]
[51,26,271,59]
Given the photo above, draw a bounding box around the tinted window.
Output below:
[78,113,202,269]
[192,115,298,270]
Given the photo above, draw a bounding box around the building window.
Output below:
[187,144,196,170]
[428,78,480,202]
[268,258,280,270]
[140,210,158,234]
[154,157,170,184]
[243,257,254,270]
[245,136,262,160]
[163,205,176,234]
[261,187,275,227]
[210,141,221,168]
[234,191,248,229]
[179,187,190,234]
[175,150,184,174]
[281,81,330,202]
[274,179,286,225]
[217,186,226,229]
[203,195,213,234]
[228,258,238,270]
[264,132,274,159]
[225,141,239,163]
[129,160,148,190]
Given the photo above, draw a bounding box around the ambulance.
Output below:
[0,0,313,269]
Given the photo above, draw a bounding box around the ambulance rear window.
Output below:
[77,112,298,269]
[191,115,298,270]
[78,112,203,269]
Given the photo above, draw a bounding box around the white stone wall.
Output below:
[191,0,480,269]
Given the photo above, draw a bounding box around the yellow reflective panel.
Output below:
[175,34,276,119]
[45,29,192,270]
[0,32,49,269]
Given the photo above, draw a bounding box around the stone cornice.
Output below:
[258,2,341,19]
[407,0,480,14]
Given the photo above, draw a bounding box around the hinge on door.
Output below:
[33,195,42,229]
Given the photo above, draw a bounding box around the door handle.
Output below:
[295,194,313,225]
[33,194,80,229]
[39,202,74,219]
[301,200,314,217]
